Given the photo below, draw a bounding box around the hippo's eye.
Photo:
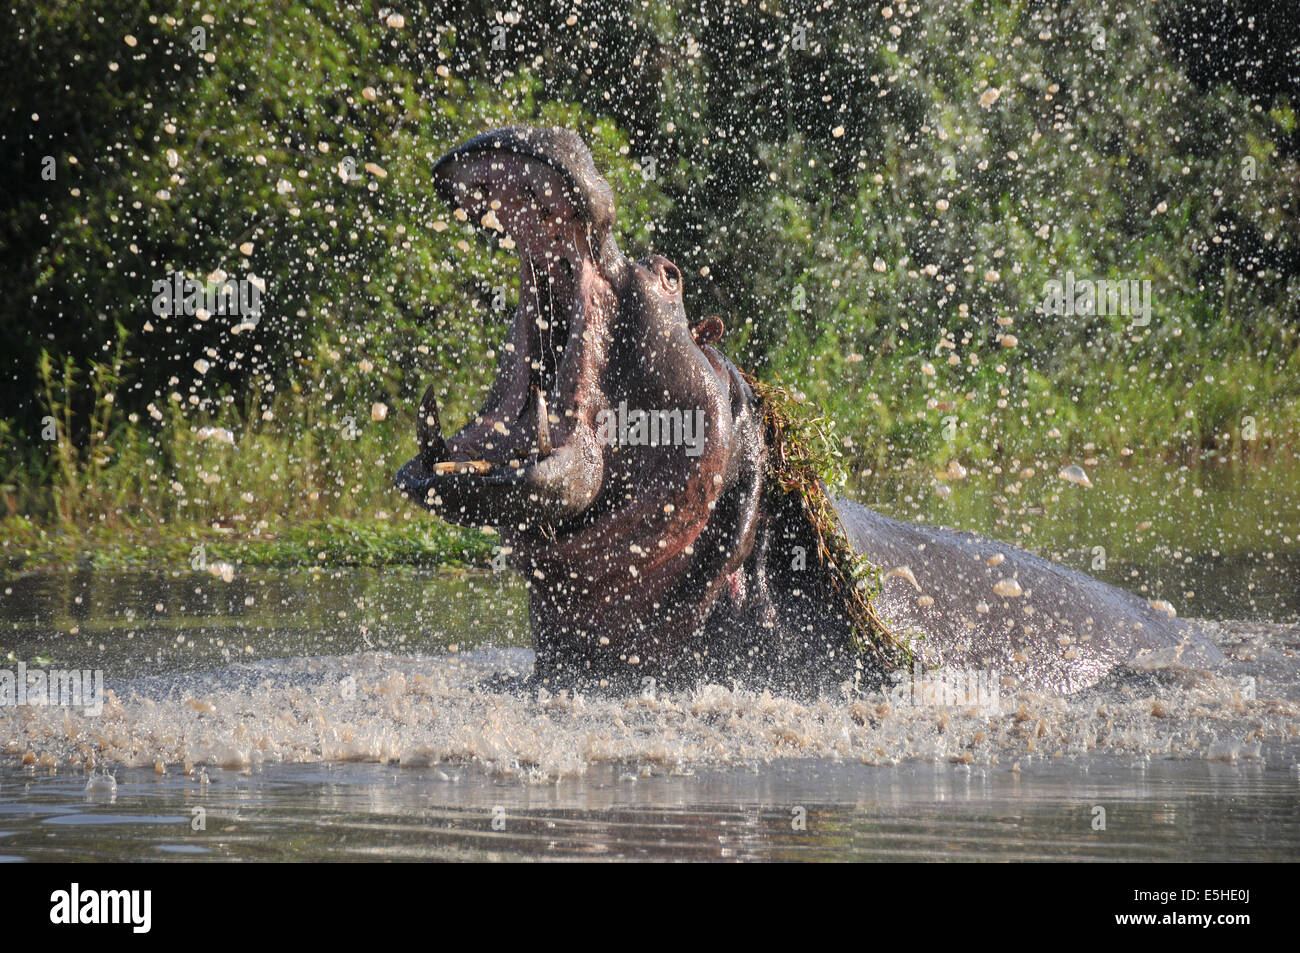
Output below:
[659,261,681,294]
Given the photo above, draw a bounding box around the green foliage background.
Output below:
[0,0,1296,567]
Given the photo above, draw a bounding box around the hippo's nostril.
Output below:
[659,261,681,294]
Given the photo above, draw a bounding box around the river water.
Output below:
[2,463,1299,861]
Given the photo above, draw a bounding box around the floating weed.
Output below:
[744,371,914,672]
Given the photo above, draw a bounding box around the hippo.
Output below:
[394,126,1222,696]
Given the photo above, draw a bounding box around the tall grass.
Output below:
[769,305,1299,481]
[1,326,496,569]
[2,304,1297,572]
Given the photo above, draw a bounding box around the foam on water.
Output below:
[4,621,1298,781]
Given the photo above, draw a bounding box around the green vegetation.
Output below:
[2,1,1296,571]
[0,513,490,572]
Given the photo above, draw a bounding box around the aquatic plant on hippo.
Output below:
[394,126,1223,696]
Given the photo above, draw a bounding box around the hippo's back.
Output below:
[833,498,1223,693]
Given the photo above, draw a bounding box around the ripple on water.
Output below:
[3,621,1298,780]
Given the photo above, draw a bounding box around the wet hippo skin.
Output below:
[395,127,1223,695]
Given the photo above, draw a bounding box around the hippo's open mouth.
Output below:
[394,128,622,528]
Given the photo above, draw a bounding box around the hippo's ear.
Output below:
[432,127,616,258]
[692,315,726,346]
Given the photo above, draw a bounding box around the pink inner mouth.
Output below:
[414,150,615,490]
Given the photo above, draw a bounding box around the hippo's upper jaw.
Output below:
[393,128,623,526]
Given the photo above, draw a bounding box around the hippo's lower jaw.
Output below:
[393,424,606,527]
[395,126,1224,696]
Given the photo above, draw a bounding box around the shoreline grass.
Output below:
[5,438,1297,575]
[3,322,1296,576]
[0,514,492,574]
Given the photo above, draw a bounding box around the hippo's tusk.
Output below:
[534,387,552,458]
[417,383,447,464]
[432,460,493,475]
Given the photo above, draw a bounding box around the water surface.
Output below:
[3,758,1296,861]
[2,460,1298,862]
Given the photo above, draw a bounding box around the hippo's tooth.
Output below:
[417,383,447,464]
[432,460,494,475]
[534,387,552,457]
